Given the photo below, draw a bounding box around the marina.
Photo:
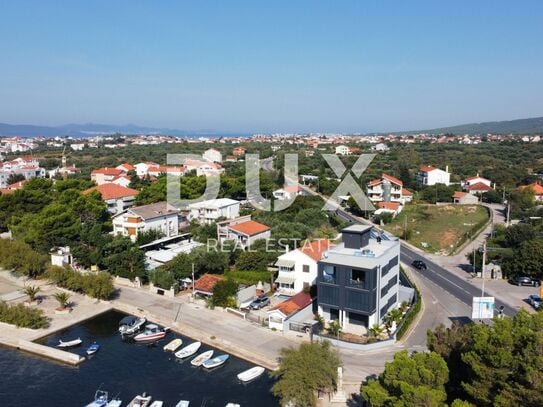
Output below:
[0,310,277,406]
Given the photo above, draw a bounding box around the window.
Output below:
[350,269,366,286]
[323,265,336,284]
[330,308,339,321]
[303,264,310,273]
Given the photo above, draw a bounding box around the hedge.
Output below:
[45,266,115,300]
[225,270,273,285]
[0,301,49,329]
[395,270,422,340]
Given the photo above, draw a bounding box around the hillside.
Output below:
[404,116,543,135]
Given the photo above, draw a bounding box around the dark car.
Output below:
[411,260,427,270]
[528,294,542,309]
[249,295,270,310]
[512,276,541,287]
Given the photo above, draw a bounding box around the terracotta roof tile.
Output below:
[377,201,400,211]
[300,239,335,262]
[402,188,413,196]
[83,183,138,200]
[453,191,468,198]
[518,183,543,195]
[271,291,312,317]
[91,167,125,176]
[194,274,226,294]
[467,182,492,191]
[228,220,270,236]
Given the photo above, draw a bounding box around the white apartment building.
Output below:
[188,198,240,224]
[366,173,413,204]
[416,166,451,186]
[0,156,46,188]
[112,202,179,242]
[335,145,351,156]
[203,148,222,163]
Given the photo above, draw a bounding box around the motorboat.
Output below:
[163,338,183,352]
[175,401,190,407]
[175,341,201,359]
[86,342,101,355]
[58,337,82,348]
[149,402,163,407]
[127,393,152,407]
[237,366,265,382]
[190,350,214,367]
[202,354,229,369]
[119,315,146,335]
[106,399,122,407]
[225,404,240,407]
[84,390,109,407]
[133,324,168,342]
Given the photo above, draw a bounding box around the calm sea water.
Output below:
[0,310,278,406]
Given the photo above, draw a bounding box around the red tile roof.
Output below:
[83,183,138,200]
[518,183,543,195]
[419,166,438,172]
[117,163,135,171]
[367,173,403,187]
[402,188,413,196]
[0,189,15,195]
[91,167,125,176]
[453,191,468,199]
[464,175,489,182]
[378,201,400,211]
[194,274,226,294]
[8,180,26,189]
[271,291,312,317]
[228,220,270,236]
[467,182,492,191]
[300,239,335,262]
[284,185,302,193]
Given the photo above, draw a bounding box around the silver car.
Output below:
[528,294,542,309]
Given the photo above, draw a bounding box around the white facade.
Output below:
[203,148,222,163]
[335,145,350,156]
[112,202,179,242]
[134,162,159,177]
[188,198,240,224]
[0,157,46,188]
[275,250,319,295]
[417,166,451,186]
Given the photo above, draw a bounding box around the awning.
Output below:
[275,259,295,268]
[275,275,296,285]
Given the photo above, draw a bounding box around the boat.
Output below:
[133,324,168,342]
[127,393,152,407]
[237,366,265,382]
[149,402,163,407]
[86,342,101,355]
[175,401,190,407]
[119,315,146,335]
[175,341,201,359]
[84,390,109,407]
[58,337,82,348]
[190,350,214,366]
[225,404,240,407]
[163,338,183,352]
[106,399,122,407]
[202,354,229,369]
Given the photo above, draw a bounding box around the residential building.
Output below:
[335,145,351,156]
[232,147,246,157]
[273,185,303,201]
[462,175,492,195]
[83,183,139,214]
[275,239,334,295]
[317,225,400,334]
[50,246,73,268]
[203,148,222,163]
[116,163,135,173]
[110,175,132,188]
[416,165,451,186]
[366,173,413,204]
[147,165,186,177]
[134,162,159,177]
[452,191,479,204]
[267,291,313,332]
[375,201,402,217]
[90,167,126,185]
[112,201,179,241]
[217,217,270,248]
[194,274,226,297]
[371,143,390,152]
[0,156,46,188]
[188,198,240,224]
[518,183,543,202]
[183,159,225,177]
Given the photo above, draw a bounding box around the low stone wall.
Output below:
[313,334,395,351]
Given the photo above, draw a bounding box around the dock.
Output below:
[0,336,85,365]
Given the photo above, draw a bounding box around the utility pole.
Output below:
[191,263,195,297]
[481,241,487,297]
[506,202,511,226]
[472,237,476,275]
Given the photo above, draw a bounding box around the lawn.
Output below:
[384,204,490,255]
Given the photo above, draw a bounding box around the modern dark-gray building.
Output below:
[317,224,400,334]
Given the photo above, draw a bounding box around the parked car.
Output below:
[512,276,541,287]
[528,294,542,309]
[411,260,427,270]
[249,295,270,310]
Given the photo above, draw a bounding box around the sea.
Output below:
[0,310,278,406]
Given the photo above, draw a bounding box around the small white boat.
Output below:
[163,338,183,352]
[134,324,168,342]
[190,350,214,366]
[202,354,229,369]
[225,404,240,407]
[86,342,101,355]
[58,337,82,348]
[237,366,265,382]
[127,393,152,407]
[175,341,201,359]
[119,315,147,335]
[175,401,190,407]
[85,390,109,407]
[149,402,163,407]
[106,399,122,407]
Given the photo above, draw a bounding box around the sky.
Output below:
[1,1,543,133]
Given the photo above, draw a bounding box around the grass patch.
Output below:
[385,204,490,254]
[225,270,273,285]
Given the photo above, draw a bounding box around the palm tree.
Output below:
[368,324,385,338]
[22,285,40,303]
[53,292,71,310]
[384,308,403,330]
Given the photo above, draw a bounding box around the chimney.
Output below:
[445,165,449,173]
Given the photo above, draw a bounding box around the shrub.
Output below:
[149,269,177,290]
[0,301,49,329]
[396,273,422,340]
[210,279,238,307]
[45,265,114,300]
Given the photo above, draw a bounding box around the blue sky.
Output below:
[1,1,542,133]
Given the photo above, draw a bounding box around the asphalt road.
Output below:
[330,206,516,318]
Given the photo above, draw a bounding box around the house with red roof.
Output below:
[416,165,451,186]
[274,239,335,295]
[461,174,492,195]
[219,218,271,248]
[83,183,139,214]
[267,291,313,332]
[116,163,135,172]
[518,182,543,202]
[193,274,226,297]
[273,184,303,201]
[366,173,413,204]
[232,146,246,157]
[452,191,479,204]
[91,167,127,185]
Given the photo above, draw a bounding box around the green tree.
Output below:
[234,250,270,271]
[362,350,449,407]
[504,223,536,248]
[501,239,543,279]
[210,279,238,307]
[7,173,25,185]
[272,341,341,407]
[101,237,146,280]
[149,269,177,290]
